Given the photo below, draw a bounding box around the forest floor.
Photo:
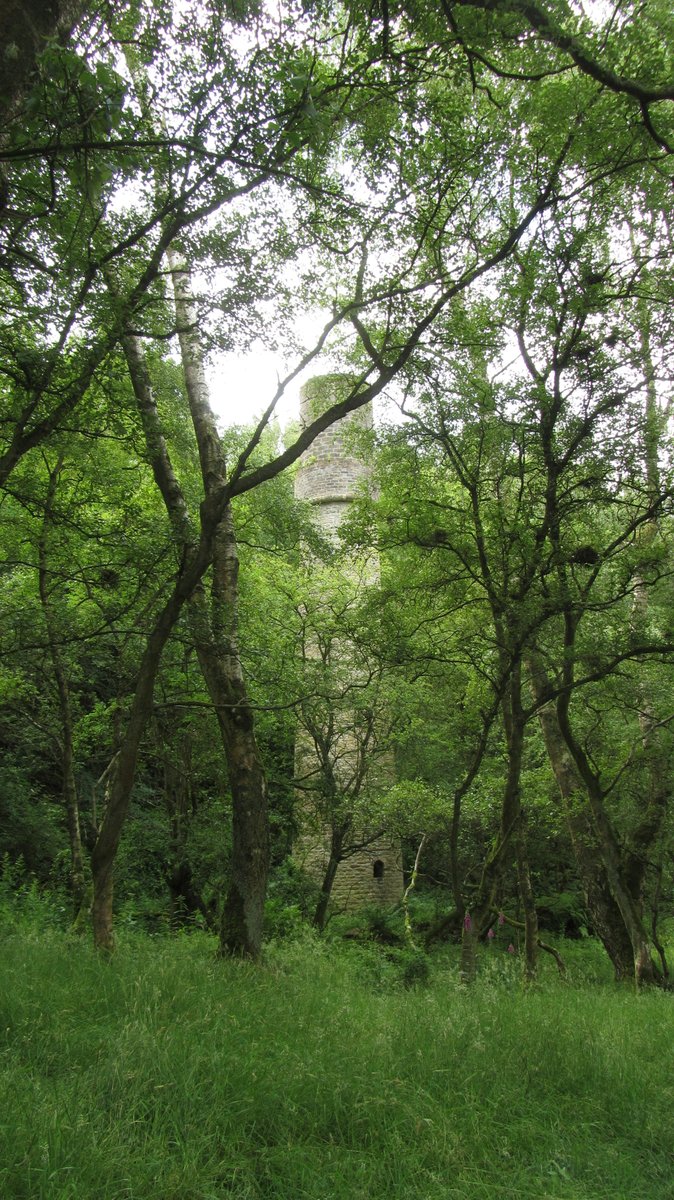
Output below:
[0,912,672,1200]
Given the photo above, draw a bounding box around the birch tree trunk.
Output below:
[169,254,270,959]
[117,301,271,960]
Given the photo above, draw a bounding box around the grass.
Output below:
[0,914,673,1199]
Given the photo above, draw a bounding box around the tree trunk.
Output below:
[169,256,270,961]
[555,681,659,987]
[649,862,669,980]
[402,833,427,948]
[526,652,634,980]
[459,912,478,985]
[120,294,271,960]
[218,716,269,957]
[189,575,270,960]
[312,824,347,932]
[90,612,175,951]
[90,559,209,952]
[514,818,538,983]
[0,0,86,122]
[87,317,214,952]
[460,661,526,984]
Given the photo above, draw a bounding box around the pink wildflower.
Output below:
[507,943,516,954]
[463,911,472,932]
[498,912,505,926]
[487,928,495,940]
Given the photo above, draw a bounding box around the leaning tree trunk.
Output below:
[87,312,213,953]
[87,252,217,953]
[313,823,347,932]
[87,316,222,952]
[556,683,659,987]
[90,586,196,951]
[527,652,634,980]
[461,661,526,982]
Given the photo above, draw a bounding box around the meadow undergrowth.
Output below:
[0,915,672,1200]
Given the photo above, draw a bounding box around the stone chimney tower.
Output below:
[294,375,404,915]
[295,375,373,534]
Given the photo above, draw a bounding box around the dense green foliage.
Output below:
[1,0,673,975]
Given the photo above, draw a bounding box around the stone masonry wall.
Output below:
[294,376,404,912]
[295,831,404,909]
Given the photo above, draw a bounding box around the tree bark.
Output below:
[189,576,270,960]
[0,0,86,123]
[526,651,634,979]
[312,833,344,933]
[169,255,270,960]
[514,815,538,983]
[460,660,526,982]
[90,585,194,951]
[555,662,659,986]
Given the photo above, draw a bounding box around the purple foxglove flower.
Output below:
[487,928,495,940]
[463,912,472,932]
[498,912,505,926]
[507,943,516,954]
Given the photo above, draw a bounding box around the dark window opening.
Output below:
[373,859,385,880]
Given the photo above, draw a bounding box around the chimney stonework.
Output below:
[294,376,404,912]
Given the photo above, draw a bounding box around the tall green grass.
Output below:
[0,919,672,1199]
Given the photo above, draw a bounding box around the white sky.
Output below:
[208,346,300,430]
[207,340,400,434]
[206,303,351,432]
